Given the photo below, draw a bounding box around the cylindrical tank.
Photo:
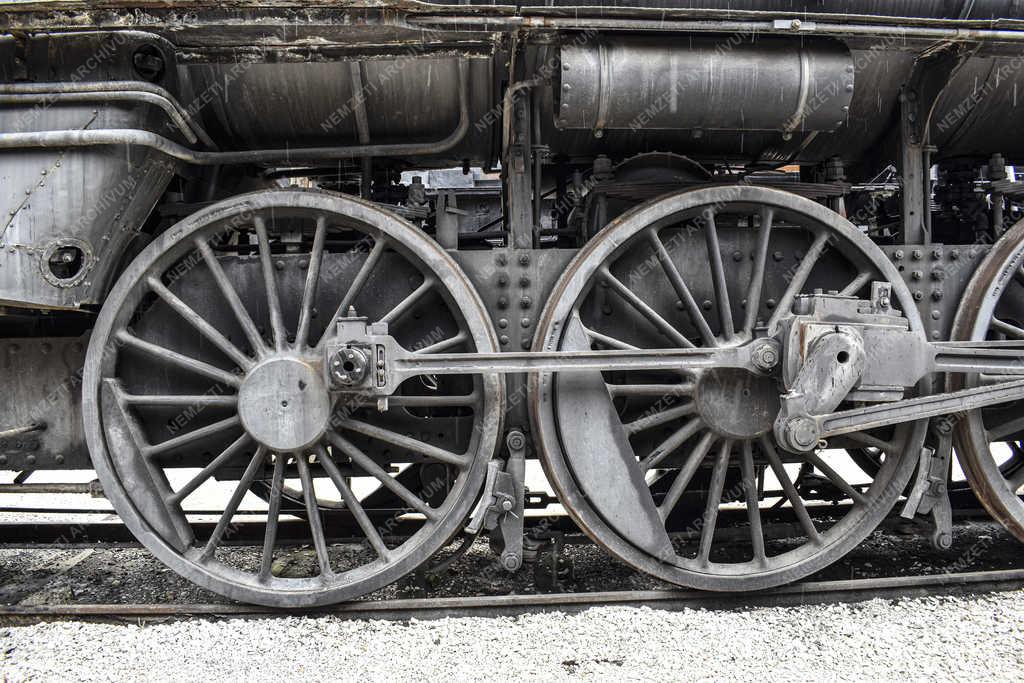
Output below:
[182,56,496,167]
[555,37,854,135]
[541,34,1024,168]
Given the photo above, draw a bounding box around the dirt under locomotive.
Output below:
[3,1,1024,606]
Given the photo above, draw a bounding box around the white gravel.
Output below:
[3,591,1024,681]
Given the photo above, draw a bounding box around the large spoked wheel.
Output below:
[83,189,503,607]
[950,218,1024,541]
[531,185,927,591]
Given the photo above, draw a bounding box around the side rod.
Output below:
[817,377,1024,439]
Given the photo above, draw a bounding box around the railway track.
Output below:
[2,569,1023,623]
[0,499,996,549]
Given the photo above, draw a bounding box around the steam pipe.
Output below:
[0,61,470,166]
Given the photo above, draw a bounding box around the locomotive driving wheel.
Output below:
[950,218,1024,542]
[83,189,503,607]
[531,185,928,591]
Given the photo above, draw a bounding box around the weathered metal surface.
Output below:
[556,37,853,134]
[0,336,88,471]
[0,31,179,310]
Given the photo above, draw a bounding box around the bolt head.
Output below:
[752,342,780,371]
[787,417,819,450]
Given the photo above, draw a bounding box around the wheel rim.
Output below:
[531,185,926,591]
[83,189,503,607]
[950,218,1024,541]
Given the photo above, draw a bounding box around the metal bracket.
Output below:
[494,430,526,571]
[900,419,953,550]
[466,431,526,572]
[775,326,866,452]
[899,46,966,244]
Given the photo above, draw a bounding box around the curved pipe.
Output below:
[0,61,470,166]
[0,80,216,149]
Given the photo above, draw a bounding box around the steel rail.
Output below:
[0,61,470,165]
[2,569,1023,621]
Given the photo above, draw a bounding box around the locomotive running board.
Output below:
[554,316,675,561]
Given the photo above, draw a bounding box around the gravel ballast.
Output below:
[2,591,1024,681]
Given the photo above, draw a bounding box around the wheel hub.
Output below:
[694,368,780,439]
[238,356,331,452]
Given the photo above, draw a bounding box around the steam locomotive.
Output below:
[3,1,1024,606]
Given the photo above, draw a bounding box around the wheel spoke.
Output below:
[335,417,469,468]
[742,207,773,335]
[1005,464,1024,493]
[583,324,638,351]
[761,436,821,543]
[648,228,716,346]
[658,430,716,521]
[380,277,434,325]
[322,238,387,343]
[116,330,241,388]
[768,231,829,329]
[641,417,704,471]
[806,452,867,505]
[386,392,479,408]
[122,394,238,408]
[146,276,253,370]
[599,267,692,348]
[258,453,288,581]
[145,415,242,459]
[295,215,328,349]
[990,414,1024,441]
[624,404,695,436]
[607,382,694,398]
[297,452,334,577]
[169,433,252,504]
[702,210,735,339]
[319,447,391,559]
[199,447,266,561]
[840,270,874,297]
[740,440,767,564]
[196,238,268,356]
[991,318,1024,339]
[698,439,731,565]
[415,331,468,355]
[254,216,287,350]
[326,431,439,519]
[843,430,897,453]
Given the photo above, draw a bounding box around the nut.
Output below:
[329,347,369,387]
[752,342,780,371]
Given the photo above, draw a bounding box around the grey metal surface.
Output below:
[0,336,88,471]
[556,37,853,135]
[0,30,180,310]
